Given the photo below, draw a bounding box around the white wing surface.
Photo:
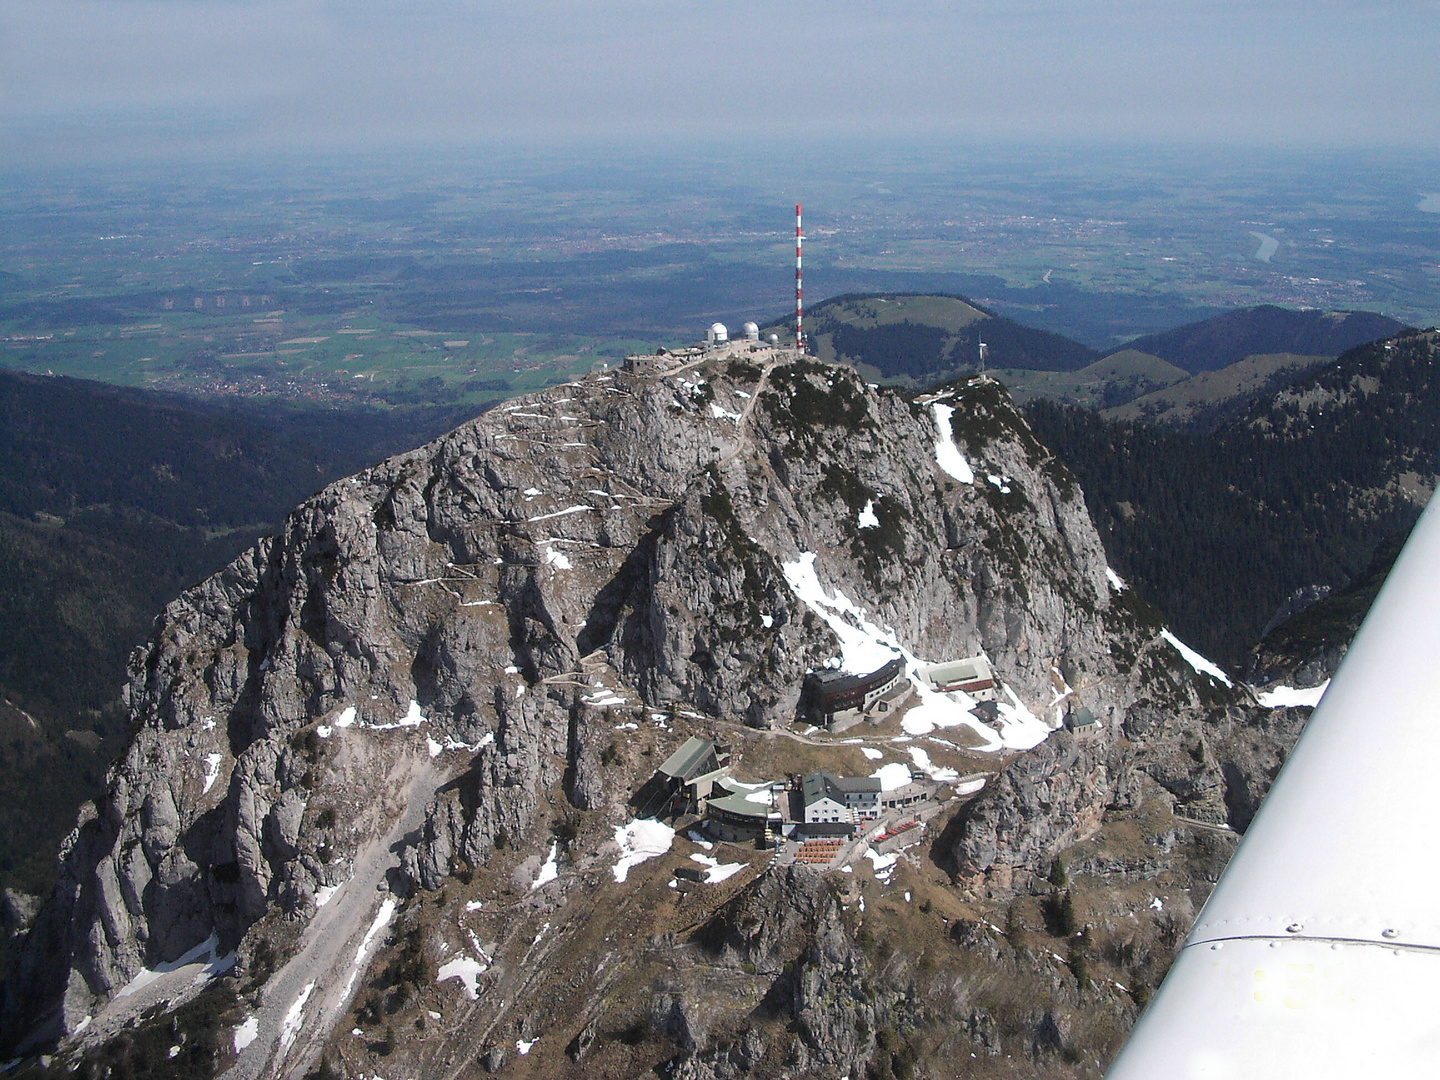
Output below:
[1107,494,1440,1078]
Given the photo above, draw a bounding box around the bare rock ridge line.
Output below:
[0,347,1311,1078]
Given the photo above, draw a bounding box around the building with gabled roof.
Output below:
[654,736,731,812]
[801,770,882,824]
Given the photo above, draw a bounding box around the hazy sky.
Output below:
[4,0,1439,163]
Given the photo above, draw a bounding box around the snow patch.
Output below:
[689,853,747,883]
[315,882,343,908]
[857,500,879,530]
[871,762,913,791]
[335,706,357,728]
[516,1038,536,1055]
[583,689,626,707]
[1256,681,1329,708]
[907,746,958,783]
[861,747,884,761]
[527,504,593,523]
[532,842,559,890]
[709,402,742,421]
[760,613,774,628]
[232,1016,259,1054]
[279,981,315,1049]
[1105,567,1126,592]
[543,546,573,570]
[611,819,675,882]
[866,848,900,883]
[315,725,332,739]
[117,932,234,998]
[931,403,974,484]
[986,473,1012,493]
[1161,629,1233,687]
[437,956,488,1000]
[341,898,397,1001]
[201,753,224,795]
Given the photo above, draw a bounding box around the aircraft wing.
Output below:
[1106,495,1440,1079]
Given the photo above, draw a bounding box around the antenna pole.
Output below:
[795,203,804,353]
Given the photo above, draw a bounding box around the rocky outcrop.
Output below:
[948,699,1311,896]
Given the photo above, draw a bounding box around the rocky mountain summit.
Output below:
[1,348,1311,1079]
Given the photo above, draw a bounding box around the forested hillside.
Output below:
[1108,305,1406,373]
[779,293,1099,382]
[0,372,472,892]
[1025,329,1440,667]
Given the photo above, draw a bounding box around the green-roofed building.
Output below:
[654,736,731,812]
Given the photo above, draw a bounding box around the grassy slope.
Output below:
[995,350,1189,408]
[1102,353,1332,428]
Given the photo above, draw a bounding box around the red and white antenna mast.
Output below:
[795,202,804,352]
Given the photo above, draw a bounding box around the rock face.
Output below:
[0,351,1253,1071]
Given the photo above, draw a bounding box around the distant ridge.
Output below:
[771,293,1098,382]
[1106,304,1407,374]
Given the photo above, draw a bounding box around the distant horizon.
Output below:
[5,0,1439,167]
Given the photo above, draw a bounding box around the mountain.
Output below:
[773,293,1100,383]
[1100,352,1332,429]
[1,349,1312,1080]
[0,371,474,894]
[994,349,1189,409]
[1104,305,1407,374]
[1025,328,1440,669]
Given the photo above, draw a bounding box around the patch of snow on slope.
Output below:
[1257,681,1329,708]
[528,504,593,523]
[118,933,231,997]
[690,853,747,883]
[1161,629,1233,687]
[931,403,974,483]
[279,981,315,1049]
[315,882,343,908]
[543,546,573,570]
[516,1038,536,1055]
[335,706,356,728]
[907,747,958,783]
[437,956,488,1000]
[232,1016,259,1054]
[857,500,879,529]
[532,843,559,890]
[341,898,397,1001]
[612,819,675,882]
[866,848,900,883]
[202,753,224,795]
[709,402,742,421]
[871,762,913,791]
[861,747,884,760]
[1105,567,1126,592]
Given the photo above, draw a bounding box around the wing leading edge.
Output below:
[1107,494,1440,1079]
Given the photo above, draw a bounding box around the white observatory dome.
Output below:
[767,333,779,344]
[742,321,759,340]
[709,322,729,343]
